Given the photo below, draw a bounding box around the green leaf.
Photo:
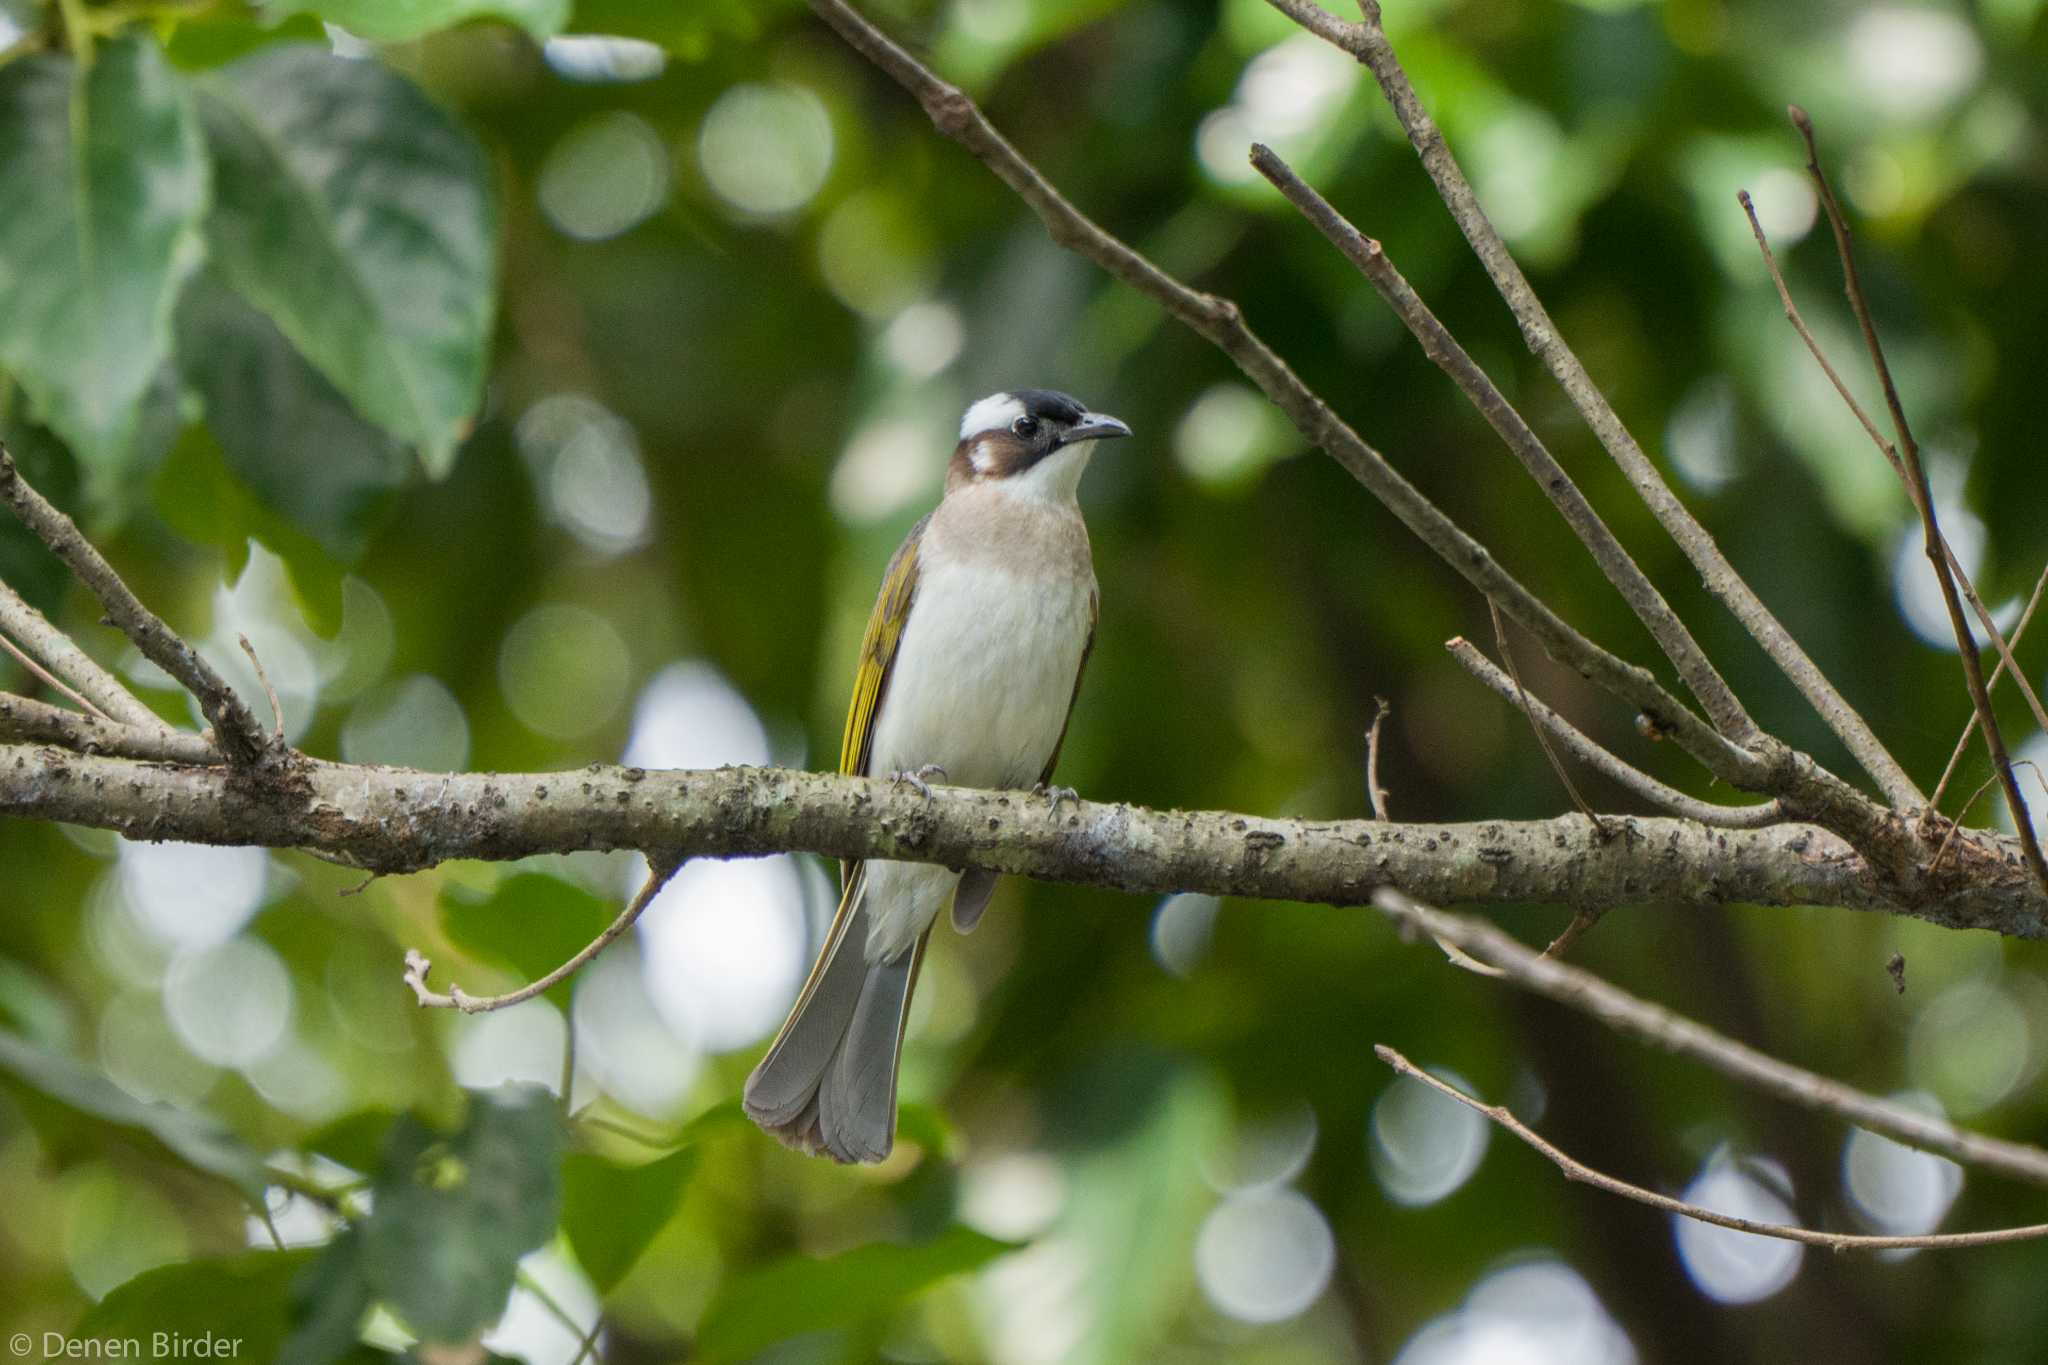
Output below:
[81,1250,316,1365]
[560,1146,697,1294]
[282,1227,375,1365]
[153,424,350,636]
[164,8,333,69]
[567,0,793,60]
[301,1109,401,1177]
[0,1029,269,1198]
[263,0,569,43]
[176,270,412,562]
[439,874,615,1011]
[0,34,208,484]
[196,44,497,476]
[361,1086,563,1345]
[695,1225,1017,1363]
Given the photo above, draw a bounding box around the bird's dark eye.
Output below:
[1012,414,1041,438]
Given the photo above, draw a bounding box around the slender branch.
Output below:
[1446,638,1784,829]
[1739,188,2048,746]
[1267,0,1923,812]
[1251,142,1754,742]
[405,855,683,1014]
[1933,561,2048,809]
[1372,888,2048,1186]
[1365,696,1392,820]
[1787,108,2047,890]
[1374,1045,2048,1251]
[4,747,2043,937]
[1491,601,1604,826]
[0,628,110,721]
[0,444,271,766]
[0,691,220,763]
[0,578,168,732]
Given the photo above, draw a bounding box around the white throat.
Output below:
[996,440,1096,504]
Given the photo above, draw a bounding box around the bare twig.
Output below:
[1539,909,1602,960]
[0,628,111,721]
[0,445,270,765]
[1930,772,2001,877]
[1446,638,1784,829]
[1491,601,1604,827]
[1365,696,1392,820]
[239,633,284,742]
[1266,0,1922,812]
[1374,1045,2048,1250]
[406,855,684,1013]
[1788,107,2046,890]
[0,691,220,763]
[1372,888,2048,1185]
[0,578,168,732]
[1933,561,2048,810]
[1739,189,2048,745]
[1252,143,1754,742]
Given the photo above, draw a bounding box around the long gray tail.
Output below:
[743,876,923,1164]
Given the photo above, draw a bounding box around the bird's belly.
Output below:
[859,559,1092,963]
[866,561,1092,791]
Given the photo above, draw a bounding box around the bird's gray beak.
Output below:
[1062,413,1132,445]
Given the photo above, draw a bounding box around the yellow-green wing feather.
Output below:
[837,515,927,886]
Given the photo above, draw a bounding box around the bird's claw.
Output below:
[889,764,948,799]
[1036,782,1079,817]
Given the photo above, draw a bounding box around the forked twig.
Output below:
[0,629,111,721]
[1372,888,2048,1186]
[0,577,169,733]
[1787,108,2046,890]
[1263,0,1922,812]
[0,445,270,765]
[1375,1045,2048,1251]
[1491,601,1606,830]
[1445,638,1783,829]
[406,854,684,1013]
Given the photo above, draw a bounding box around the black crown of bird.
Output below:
[742,388,1130,1164]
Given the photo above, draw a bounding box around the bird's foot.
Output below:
[1035,781,1079,818]
[889,764,948,799]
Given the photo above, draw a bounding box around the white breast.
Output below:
[859,494,1095,960]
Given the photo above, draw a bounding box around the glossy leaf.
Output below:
[0,1029,269,1198]
[439,873,615,1011]
[560,1146,697,1293]
[263,0,569,43]
[695,1225,1017,1362]
[0,35,207,481]
[177,271,412,562]
[360,1086,563,1345]
[81,1251,316,1365]
[195,44,497,476]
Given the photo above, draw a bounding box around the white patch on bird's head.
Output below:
[960,392,1025,440]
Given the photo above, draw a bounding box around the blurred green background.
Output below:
[4,0,2048,1360]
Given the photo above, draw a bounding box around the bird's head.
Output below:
[947,389,1130,501]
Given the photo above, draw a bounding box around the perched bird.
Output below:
[743,388,1130,1163]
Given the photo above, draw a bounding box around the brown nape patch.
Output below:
[947,431,1042,490]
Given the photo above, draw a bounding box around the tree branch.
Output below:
[0,577,171,734]
[1251,142,1754,743]
[1374,1045,2048,1251]
[0,444,270,766]
[1445,637,1784,829]
[1267,0,1924,812]
[1372,889,2048,1186]
[3,745,2043,937]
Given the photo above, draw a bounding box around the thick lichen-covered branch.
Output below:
[3,746,2043,938]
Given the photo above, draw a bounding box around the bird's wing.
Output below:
[838,513,929,881]
[1037,585,1099,788]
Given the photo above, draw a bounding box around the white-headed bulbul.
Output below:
[743,388,1131,1163]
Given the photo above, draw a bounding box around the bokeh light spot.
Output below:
[117,840,268,949]
[538,111,670,243]
[341,673,471,771]
[1673,1149,1802,1303]
[498,604,632,742]
[698,83,834,218]
[1194,1186,1336,1324]
[164,936,294,1068]
[1372,1066,1490,1206]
